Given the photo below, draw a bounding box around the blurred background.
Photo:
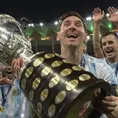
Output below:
[0,0,118,56]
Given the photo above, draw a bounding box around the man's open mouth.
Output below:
[67,33,78,38]
[105,48,114,54]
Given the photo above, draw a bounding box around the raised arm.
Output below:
[107,7,118,28]
[93,8,105,58]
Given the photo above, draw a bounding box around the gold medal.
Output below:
[54,53,60,57]
[37,102,42,114]
[79,74,90,81]
[48,104,56,118]
[21,78,26,89]
[41,67,51,77]
[55,91,66,104]
[40,89,49,102]
[25,66,33,78]
[29,90,34,101]
[32,77,41,90]
[33,57,44,67]
[49,74,60,88]
[72,66,82,71]
[65,80,79,91]
[63,59,69,63]
[0,106,5,112]
[44,53,55,59]
[51,60,63,68]
[60,68,72,77]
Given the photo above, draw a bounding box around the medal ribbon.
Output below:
[1,85,12,106]
[115,63,118,77]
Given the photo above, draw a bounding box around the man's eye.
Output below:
[64,23,69,26]
[102,43,106,46]
[108,41,114,44]
[76,23,82,27]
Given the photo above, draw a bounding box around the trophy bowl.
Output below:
[20,51,111,118]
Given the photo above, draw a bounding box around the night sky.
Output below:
[1,0,117,23]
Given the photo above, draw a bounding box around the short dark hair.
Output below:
[58,11,87,32]
[102,32,118,41]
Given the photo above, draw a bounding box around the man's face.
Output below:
[57,16,86,48]
[102,34,118,60]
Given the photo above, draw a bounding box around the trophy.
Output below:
[20,51,111,118]
[0,14,33,66]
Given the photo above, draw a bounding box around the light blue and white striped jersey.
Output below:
[0,79,32,118]
[105,60,118,78]
[82,54,117,85]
